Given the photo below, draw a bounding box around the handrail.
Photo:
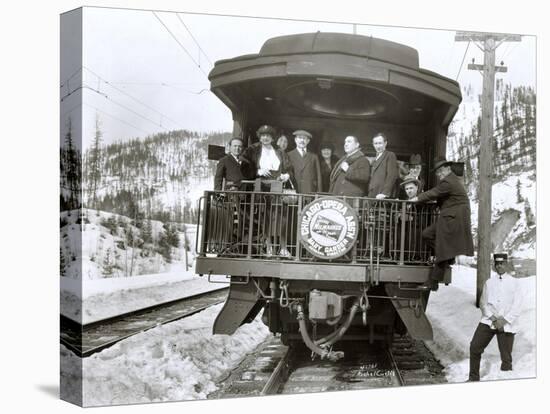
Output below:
[197,190,438,265]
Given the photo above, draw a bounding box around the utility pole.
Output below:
[455,32,521,306]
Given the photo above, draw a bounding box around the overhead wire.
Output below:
[175,13,213,66]
[60,67,83,88]
[82,102,151,135]
[152,11,209,78]
[83,66,186,129]
[455,40,471,81]
[79,82,171,131]
[97,81,210,95]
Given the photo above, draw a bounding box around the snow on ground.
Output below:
[61,262,224,324]
[426,265,536,383]
[60,263,536,406]
[60,304,270,407]
[469,171,536,256]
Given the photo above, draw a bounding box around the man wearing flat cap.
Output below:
[287,129,322,193]
[400,176,420,200]
[411,157,474,290]
[468,253,523,381]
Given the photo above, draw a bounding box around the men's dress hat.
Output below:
[431,157,453,172]
[493,253,508,263]
[256,125,276,137]
[292,129,313,139]
[319,141,334,150]
[400,175,420,187]
[408,154,423,166]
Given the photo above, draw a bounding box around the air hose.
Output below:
[295,298,360,361]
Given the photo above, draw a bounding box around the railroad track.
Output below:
[60,287,229,358]
[211,334,446,398]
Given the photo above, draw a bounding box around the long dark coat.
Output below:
[416,172,474,263]
[287,149,322,193]
[320,155,338,193]
[368,151,399,198]
[214,154,244,190]
[240,143,293,180]
[329,150,371,197]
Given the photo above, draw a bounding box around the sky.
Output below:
[60,6,536,149]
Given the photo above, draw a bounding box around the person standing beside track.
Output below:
[468,253,523,381]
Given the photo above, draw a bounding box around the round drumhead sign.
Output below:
[299,197,359,259]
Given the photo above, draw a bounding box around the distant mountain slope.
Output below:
[447,82,536,258]
[80,130,231,222]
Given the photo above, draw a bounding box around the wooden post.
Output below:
[476,37,496,307]
[456,32,520,306]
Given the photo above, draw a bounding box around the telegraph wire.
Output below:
[175,13,213,66]
[60,85,109,102]
[107,81,211,95]
[152,11,209,78]
[79,82,171,131]
[82,66,186,129]
[82,102,151,135]
[60,67,83,88]
[455,40,471,81]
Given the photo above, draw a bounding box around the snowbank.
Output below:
[61,304,270,407]
[61,263,224,324]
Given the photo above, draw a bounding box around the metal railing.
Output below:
[197,190,438,265]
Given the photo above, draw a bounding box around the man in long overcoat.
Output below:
[214,138,244,191]
[329,136,371,197]
[412,158,474,290]
[287,129,322,193]
[368,133,399,199]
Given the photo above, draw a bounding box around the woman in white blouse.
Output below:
[240,125,293,257]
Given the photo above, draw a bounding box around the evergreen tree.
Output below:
[524,199,535,227]
[141,218,153,244]
[60,248,66,277]
[103,248,115,276]
[516,178,523,203]
[87,115,103,209]
[62,117,82,210]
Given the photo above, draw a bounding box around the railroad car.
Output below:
[195,32,462,360]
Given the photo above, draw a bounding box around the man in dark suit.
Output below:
[329,136,371,197]
[287,129,322,193]
[214,138,244,191]
[411,158,474,290]
[368,133,399,199]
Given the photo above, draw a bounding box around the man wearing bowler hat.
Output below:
[468,253,523,381]
[287,129,322,193]
[411,157,474,290]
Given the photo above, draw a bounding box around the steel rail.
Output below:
[60,287,229,358]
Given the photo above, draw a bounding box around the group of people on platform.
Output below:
[213,125,524,382]
[214,124,474,288]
